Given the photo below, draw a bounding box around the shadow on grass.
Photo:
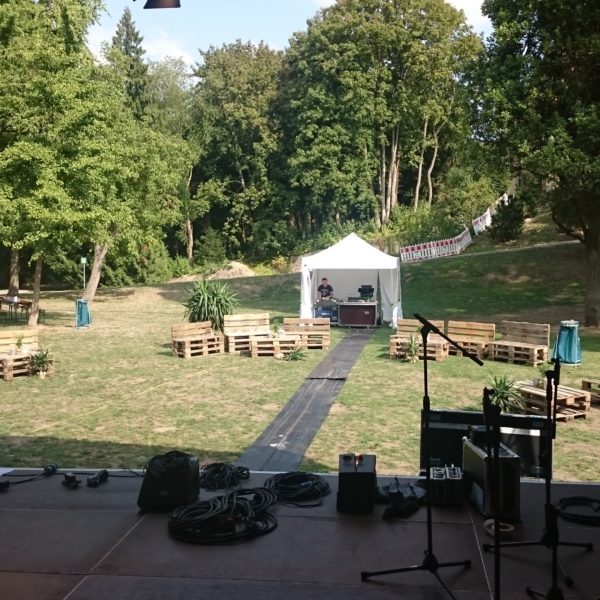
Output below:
[0,436,333,472]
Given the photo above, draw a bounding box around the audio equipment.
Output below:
[336,453,376,513]
[137,451,200,512]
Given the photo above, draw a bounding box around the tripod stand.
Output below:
[482,359,594,598]
[361,313,483,599]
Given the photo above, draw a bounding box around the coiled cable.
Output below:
[263,471,330,507]
[557,496,600,526]
[199,462,250,490]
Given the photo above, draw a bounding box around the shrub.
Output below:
[182,279,238,332]
[490,374,524,413]
[488,197,525,242]
[194,227,227,266]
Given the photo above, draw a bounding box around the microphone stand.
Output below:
[483,386,502,600]
[361,313,483,599]
[482,359,594,597]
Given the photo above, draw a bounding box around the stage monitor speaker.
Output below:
[462,437,521,522]
[336,453,376,513]
[137,451,200,512]
[420,409,548,478]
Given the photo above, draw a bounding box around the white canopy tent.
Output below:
[300,233,402,323]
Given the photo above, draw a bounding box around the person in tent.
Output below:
[316,277,334,301]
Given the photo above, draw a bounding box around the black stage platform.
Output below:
[1,470,599,599]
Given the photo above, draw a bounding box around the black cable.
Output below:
[198,462,250,490]
[263,471,330,507]
[557,496,600,526]
[168,487,278,544]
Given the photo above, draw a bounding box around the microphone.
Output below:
[413,313,442,335]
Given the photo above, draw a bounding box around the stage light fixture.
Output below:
[134,0,181,9]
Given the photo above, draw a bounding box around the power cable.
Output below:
[263,471,330,507]
[557,496,600,526]
[198,463,249,490]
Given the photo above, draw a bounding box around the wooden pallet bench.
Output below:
[515,380,591,421]
[581,378,600,405]
[171,322,224,359]
[0,353,32,381]
[487,321,550,367]
[389,318,446,360]
[0,328,39,355]
[223,313,271,355]
[250,334,301,358]
[282,317,330,350]
[446,320,495,358]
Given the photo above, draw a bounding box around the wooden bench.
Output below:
[389,318,448,361]
[250,334,301,358]
[446,320,495,358]
[282,317,330,350]
[223,313,271,355]
[487,321,550,367]
[171,322,224,359]
[0,328,39,381]
[581,378,600,405]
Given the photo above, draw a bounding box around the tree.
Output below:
[109,7,149,119]
[480,0,600,325]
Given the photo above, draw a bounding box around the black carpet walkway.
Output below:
[237,329,373,472]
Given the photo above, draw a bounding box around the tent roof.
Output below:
[302,233,398,270]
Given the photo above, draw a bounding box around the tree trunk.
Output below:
[8,248,20,296]
[414,118,428,211]
[426,131,439,205]
[584,235,600,326]
[385,127,399,221]
[380,140,387,224]
[184,217,194,263]
[27,256,43,328]
[82,243,108,303]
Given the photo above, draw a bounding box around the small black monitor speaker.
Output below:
[420,409,548,478]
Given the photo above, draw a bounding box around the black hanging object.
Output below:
[141,0,181,8]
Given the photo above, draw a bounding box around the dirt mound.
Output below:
[208,261,256,280]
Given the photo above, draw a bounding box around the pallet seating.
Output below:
[171,321,224,359]
[282,317,330,350]
[0,328,39,381]
[250,334,301,358]
[581,378,600,405]
[515,380,591,421]
[389,318,448,361]
[487,321,550,367]
[223,313,271,355]
[446,320,495,358]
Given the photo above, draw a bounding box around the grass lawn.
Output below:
[1,240,599,481]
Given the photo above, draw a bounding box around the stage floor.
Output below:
[0,470,599,599]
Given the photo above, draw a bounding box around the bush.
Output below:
[182,279,239,332]
[488,197,525,242]
[194,227,227,266]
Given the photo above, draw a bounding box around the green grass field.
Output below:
[1,238,599,481]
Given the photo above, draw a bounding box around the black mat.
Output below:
[238,330,373,471]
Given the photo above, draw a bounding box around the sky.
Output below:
[88,0,492,67]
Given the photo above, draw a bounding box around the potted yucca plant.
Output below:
[490,374,524,413]
[183,279,238,332]
[30,349,53,378]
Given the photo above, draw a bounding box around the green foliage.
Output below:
[489,374,524,414]
[30,349,52,374]
[183,279,239,332]
[194,227,227,266]
[404,333,420,363]
[170,256,197,278]
[284,346,307,361]
[488,198,525,242]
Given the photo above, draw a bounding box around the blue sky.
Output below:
[88,0,491,66]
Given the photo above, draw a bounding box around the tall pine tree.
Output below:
[110,7,148,119]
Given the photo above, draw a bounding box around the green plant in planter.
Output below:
[30,349,52,377]
[535,362,553,386]
[284,346,307,361]
[490,374,524,413]
[404,332,420,363]
[183,279,238,332]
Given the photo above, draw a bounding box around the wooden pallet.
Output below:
[446,320,495,358]
[582,378,600,405]
[390,334,448,362]
[0,353,32,381]
[250,335,301,358]
[172,337,224,358]
[171,322,224,359]
[523,402,587,422]
[282,318,330,350]
[224,313,271,355]
[487,342,548,367]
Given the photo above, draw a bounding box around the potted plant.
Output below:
[490,374,524,413]
[183,279,238,332]
[30,349,53,378]
[404,332,420,363]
